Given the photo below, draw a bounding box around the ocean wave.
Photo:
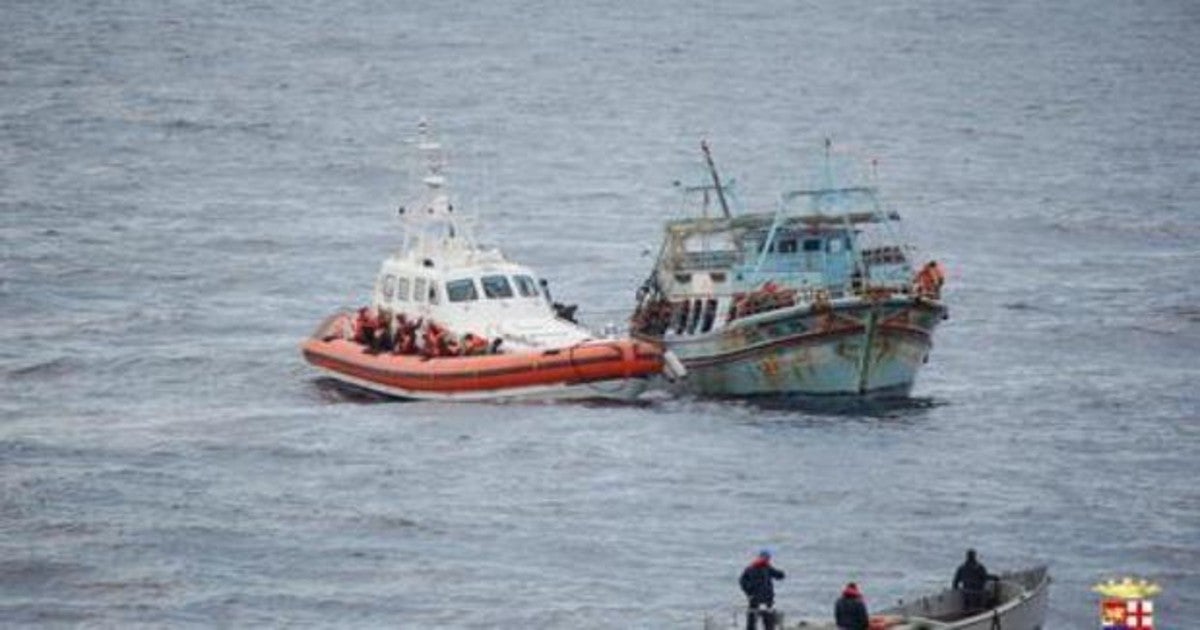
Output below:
[0,558,91,590]
[1165,305,1200,323]
[0,603,97,624]
[4,357,82,381]
[1044,210,1200,241]
[1001,300,1044,312]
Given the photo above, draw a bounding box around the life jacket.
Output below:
[463,333,488,356]
[353,308,376,344]
[422,323,444,357]
[931,262,946,286]
[441,331,461,356]
[915,265,940,296]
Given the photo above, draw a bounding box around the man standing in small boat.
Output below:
[952,549,998,611]
[739,549,785,630]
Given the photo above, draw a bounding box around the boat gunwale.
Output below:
[302,337,663,392]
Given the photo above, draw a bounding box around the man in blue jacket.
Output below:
[739,549,786,630]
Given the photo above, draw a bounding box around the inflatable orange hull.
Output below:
[301,319,666,401]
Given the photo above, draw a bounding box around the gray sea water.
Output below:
[2,1,1198,627]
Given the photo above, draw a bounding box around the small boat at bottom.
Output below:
[704,566,1049,630]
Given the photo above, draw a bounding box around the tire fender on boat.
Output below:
[663,349,687,381]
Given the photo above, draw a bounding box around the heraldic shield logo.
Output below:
[1093,577,1161,630]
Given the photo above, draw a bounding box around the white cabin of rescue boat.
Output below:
[366,121,592,352]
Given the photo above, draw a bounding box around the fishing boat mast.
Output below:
[700,140,732,219]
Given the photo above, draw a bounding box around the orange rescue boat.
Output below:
[303,313,667,401]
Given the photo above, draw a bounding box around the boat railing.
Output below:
[701,606,788,630]
[574,308,636,337]
[678,250,740,270]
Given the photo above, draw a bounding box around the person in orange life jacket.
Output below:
[393,314,422,355]
[354,307,380,348]
[441,334,461,356]
[374,310,394,353]
[389,313,405,354]
[739,549,785,630]
[834,582,869,630]
[352,307,368,343]
[462,333,488,356]
[915,261,946,297]
[421,322,444,358]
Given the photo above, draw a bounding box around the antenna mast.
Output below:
[700,140,731,219]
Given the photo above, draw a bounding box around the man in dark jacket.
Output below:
[739,549,785,630]
[952,549,997,611]
[834,582,869,630]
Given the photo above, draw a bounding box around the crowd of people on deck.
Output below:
[738,548,996,630]
[345,307,502,358]
[632,260,947,337]
[730,282,799,321]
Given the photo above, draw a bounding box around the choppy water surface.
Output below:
[2,1,1198,627]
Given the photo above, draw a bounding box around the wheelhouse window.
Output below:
[513,274,538,297]
[481,274,514,299]
[396,277,410,301]
[427,280,440,304]
[803,239,823,252]
[381,274,395,299]
[672,300,690,335]
[446,278,479,302]
[700,298,717,333]
[413,278,427,303]
[687,298,702,334]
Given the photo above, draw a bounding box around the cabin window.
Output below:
[381,274,395,300]
[481,274,514,299]
[687,298,702,334]
[446,278,479,302]
[672,300,690,335]
[513,274,539,297]
[804,239,822,252]
[674,273,692,284]
[427,280,440,304]
[711,272,726,283]
[777,238,798,253]
[827,239,844,254]
[413,278,427,303]
[396,277,410,301]
[700,298,717,333]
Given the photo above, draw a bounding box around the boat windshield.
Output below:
[446,278,478,302]
[481,275,514,299]
[513,275,539,297]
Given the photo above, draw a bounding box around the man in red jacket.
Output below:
[739,549,785,630]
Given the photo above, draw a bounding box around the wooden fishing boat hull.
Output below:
[658,295,946,398]
[301,317,666,402]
